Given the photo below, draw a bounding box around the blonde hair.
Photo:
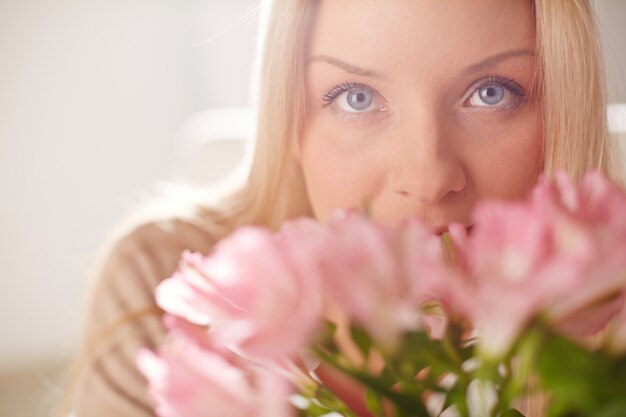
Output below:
[535,0,621,182]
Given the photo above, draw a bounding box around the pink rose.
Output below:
[156,219,326,362]
[454,171,626,358]
[318,210,446,351]
[457,202,559,357]
[137,334,293,417]
[531,172,626,336]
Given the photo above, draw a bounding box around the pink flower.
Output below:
[534,170,626,230]
[531,172,626,335]
[137,334,294,417]
[156,218,326,362]
[453,171,626,358]
[318,210,446,351]
[456,202,559,357]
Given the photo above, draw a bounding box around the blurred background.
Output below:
[0,1,625,416]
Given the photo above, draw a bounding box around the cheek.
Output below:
[299,124,385,223]
[462,107,543,199]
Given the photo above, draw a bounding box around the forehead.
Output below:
[305,0,536,77]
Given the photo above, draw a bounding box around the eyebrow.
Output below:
[306,48,536,79]
[306,55,387,79]
[461,49,536,75]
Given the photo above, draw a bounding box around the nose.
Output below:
[387,110,466,205]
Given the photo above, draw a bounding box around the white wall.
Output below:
[0,0,258,369]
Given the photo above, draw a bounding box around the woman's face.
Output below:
[298,0,542,231]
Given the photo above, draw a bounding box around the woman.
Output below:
[63,1,621,416]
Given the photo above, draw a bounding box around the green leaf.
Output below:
[351,325,373,359]
[314,346,432,417]
[378,366,400,389]
[441,383,469,417]
[318,320,340,354]
[307,386,359,417]
[501,409,526,417]
[302,401,334,417]
[401,331,458,377]
[536,330,626,417]
[595,399,626,417]
[365,389,383,416]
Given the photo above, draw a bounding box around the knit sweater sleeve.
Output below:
[71,218,215,417]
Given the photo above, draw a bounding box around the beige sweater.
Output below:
[71,213,217,417]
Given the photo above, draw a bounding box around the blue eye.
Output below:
[343,88,374,111]
[477,84,505,105]
[323,82,379,113]
[466,76,526,109]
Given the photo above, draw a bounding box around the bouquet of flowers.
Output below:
[137,170,626,417]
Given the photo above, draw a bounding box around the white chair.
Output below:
[172,108,253,186]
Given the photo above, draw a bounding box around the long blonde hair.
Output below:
[535,0,620,181]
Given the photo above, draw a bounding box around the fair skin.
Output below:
[297,0,543,232]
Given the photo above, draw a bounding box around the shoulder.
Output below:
[70,206,226,416]
[99,215,216,277]
[97,187,227,272]
[91,182,235,293]
[79,194,230,343]
[82,180,244,332]
[86,211,219,314]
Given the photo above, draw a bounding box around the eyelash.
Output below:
[322,81,371,106]
[321,76,527,109]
